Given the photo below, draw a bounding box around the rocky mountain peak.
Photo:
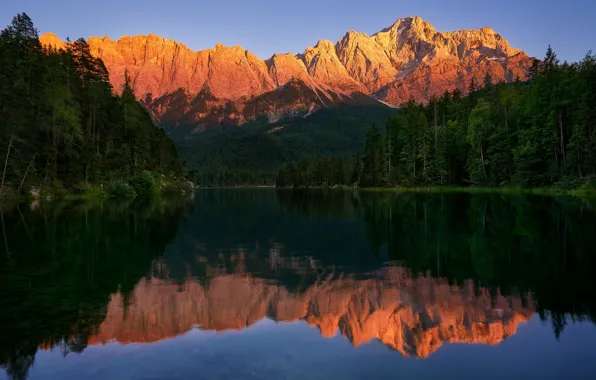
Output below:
[311,39,337,53]
[39,32,66,50]
[301,39,362,91]
[38,16,532,126]
[336,29,396,92]
[376,16,437,40]
[266,52,310,86]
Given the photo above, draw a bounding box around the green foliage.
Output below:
[281,46,596,191]
[39,179,69,200]
[160,182,182,196]
[0,13,186,197]
[71,181,92,194]
[0,200,187,378]
[130,171,156,198]
[156,179,193,196]
[359,123,385,187]
[175,105,397,186]
[467,99,492,185]
[275,155,353,188]
[107,180,134,198]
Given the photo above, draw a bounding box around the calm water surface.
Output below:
[1,190,596,379]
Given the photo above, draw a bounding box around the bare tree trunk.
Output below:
[504,103,509,135]
[480,139,487,183]
[434,101,439,182]
[18,154,36,194]
[559,109,565,170]
[386,136,392,180]
[1,134,14,196]
[17,204,35,245]
[434,101,438,150]
[577,143,582,178]
[448,156,451,184]
[1,207,9,259]
[423,134,427,173]
[124,103,127,136]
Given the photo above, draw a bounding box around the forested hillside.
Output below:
[278,47,596,192]
[0,14,185,198]
[176,104,397,186]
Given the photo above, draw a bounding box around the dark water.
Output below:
[1,190,596,380]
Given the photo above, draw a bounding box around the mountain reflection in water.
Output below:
[1,190,596,379]
[81,259,534,358]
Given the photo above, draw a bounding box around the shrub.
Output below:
[159,180,193,196]
[71,181,92,194]
[130,171,156,198]
[51,179,68,196]
[159,182,180,196]
[39,179,67,200]
[180,180,195,194]
[107,180,135,198]
[572,178,596,195]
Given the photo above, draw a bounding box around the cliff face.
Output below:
[84,266,533,358]
[370,17,531,104]
[39,16,532,127]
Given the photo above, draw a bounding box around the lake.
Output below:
[1,190,596,380]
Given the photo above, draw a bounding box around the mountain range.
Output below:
[42,264,534,359]
[39,16,533,128]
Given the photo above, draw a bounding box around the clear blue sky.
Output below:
[1,0,594,62]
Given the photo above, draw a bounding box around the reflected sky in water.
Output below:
[1,190,596,379]
[23,317,596,380]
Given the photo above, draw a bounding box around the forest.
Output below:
[0,13,185,199]
[4,11,594,193]
[277,47,596,192]
[175,104,396,186]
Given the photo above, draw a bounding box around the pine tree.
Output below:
[467,99,492,185]
[360,123,385,187]
[0,13,186,196]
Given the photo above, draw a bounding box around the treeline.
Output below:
[176,105,397,187]
[275,155,357,188]
[0,13,185,198]
[278,47,596,190]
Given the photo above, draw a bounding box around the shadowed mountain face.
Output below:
[86,264,534,358]
[39,16,532,128]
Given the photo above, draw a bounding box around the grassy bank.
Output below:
[0,171,195,204]
[356,185,596,197]
[272,183,596,198]
[195,185,276,189]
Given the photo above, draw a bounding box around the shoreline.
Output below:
[0,178,195,204]
[273,185,596,198]
[4,184,595,203]
[356,186,594,197]
[194,185,276,189]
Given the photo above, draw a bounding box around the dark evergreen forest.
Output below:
[3,12,594,192]
[174,105,397,186]
[277,47,596,191]
[0,14,185,198]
